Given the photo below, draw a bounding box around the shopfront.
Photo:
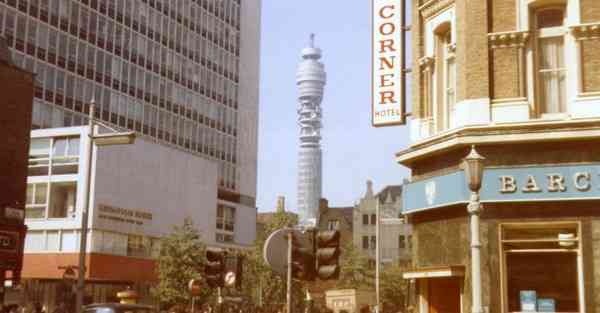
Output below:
[402,156,600,313]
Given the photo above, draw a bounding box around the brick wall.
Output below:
[0,62,34,219]
[455,0,489,102]
[582,40,600,93]
[491,48,521,99]
[581,0,600,23]
[491,0,516,33]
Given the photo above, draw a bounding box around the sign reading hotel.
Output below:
[372,0,405,126]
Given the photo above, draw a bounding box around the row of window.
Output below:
[24,229,161,259]
[2,7,240,112]
[361,235,412,250]
[28,104,241,191]
[5,0,241,57]
[422,7,569,134]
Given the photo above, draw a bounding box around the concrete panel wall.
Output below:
[92,136,219,243]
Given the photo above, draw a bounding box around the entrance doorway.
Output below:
[428,278,461,313]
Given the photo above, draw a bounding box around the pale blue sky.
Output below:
[256,1,411,212]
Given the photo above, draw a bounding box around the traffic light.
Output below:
[315,230,340,280]
[291,231,316,281]
[205,248,226,288]
[224,254,244,289]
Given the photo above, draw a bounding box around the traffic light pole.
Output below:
[287,229,293,313]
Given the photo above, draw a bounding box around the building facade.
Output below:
[13,126,255,308]
[317,198,353,244]
[353,181,411,263]
[0,36,33,305]
[400,0,600,312]
[0,0,260,307]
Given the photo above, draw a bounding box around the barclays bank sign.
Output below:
[403,163,600,214]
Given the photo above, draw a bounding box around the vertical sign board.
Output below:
[372,0,405,126]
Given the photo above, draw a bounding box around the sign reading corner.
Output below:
[403,164,600,214]
[372,0,406,126]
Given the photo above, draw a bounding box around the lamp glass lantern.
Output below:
[463,145,485,192]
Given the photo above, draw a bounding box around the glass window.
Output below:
[362,214,369,225]
[536,8,566,115]
[500,222,579,313]
[328,219,339,231]
[399,235,406,249]
[25,183,48,219]
[49,182,76,218]
[371,214,376,225]
[370,236,377,250]
[362,236,369,250]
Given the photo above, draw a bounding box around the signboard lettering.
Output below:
[403,164,600,213]
[372,0,405,126]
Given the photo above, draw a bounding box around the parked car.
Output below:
[84,303,157,313]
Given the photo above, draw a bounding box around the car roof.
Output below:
[84,303,155,310]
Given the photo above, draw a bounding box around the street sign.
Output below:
[263,228,289,276]
[62,267,77,281]
[224,271,236,287]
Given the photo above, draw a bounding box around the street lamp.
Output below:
[462,145,485,313]
[76,99,136,313]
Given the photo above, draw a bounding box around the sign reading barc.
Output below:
[372,0,405,126]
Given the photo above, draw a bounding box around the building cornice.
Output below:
[419,0,455,20]
[570,23,600,41]
[488,31,530,49]
[396,119,600,167]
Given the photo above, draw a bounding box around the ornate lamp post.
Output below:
[463,145,485,313]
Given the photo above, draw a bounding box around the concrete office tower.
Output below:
[1,0,260,307]
[296,34,326,226]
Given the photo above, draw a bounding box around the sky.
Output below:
[256,1,412,213]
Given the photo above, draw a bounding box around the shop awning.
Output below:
[403,266,465,279]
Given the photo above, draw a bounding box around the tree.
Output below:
[337,240,373,289]
[240,211,306,312]
[152,218,211,308]
[380,261,409,312]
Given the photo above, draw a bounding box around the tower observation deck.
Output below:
[296,34,327,226]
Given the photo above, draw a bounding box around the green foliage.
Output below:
[380,262,409,312]
[152,218,211,308]
[240,211,305,311]
[337,240,374,289]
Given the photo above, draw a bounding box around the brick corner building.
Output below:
[0,35,34,304]
[399,0,600,312]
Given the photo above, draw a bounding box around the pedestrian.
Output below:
[52,302,66,313]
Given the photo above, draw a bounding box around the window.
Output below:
[216,204,235,232]
[362,214,368,225]
[26,183,48,219]
[49,182,76,218]
[362,236,369,250]
[500,222,581,313]
[328,219,339,231]
[371,214,376,225]
[127,234,147,257]
[216,233,234,243]
[51,136,80,174]
[29,138,51,176]
[370,235,377,250]
[535,7,566,115]
[399,235,406,249]
[433,23,455,131]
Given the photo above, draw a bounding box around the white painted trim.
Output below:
[404,268,465,279]
[491,101,530,123]
[454,98,491,127]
